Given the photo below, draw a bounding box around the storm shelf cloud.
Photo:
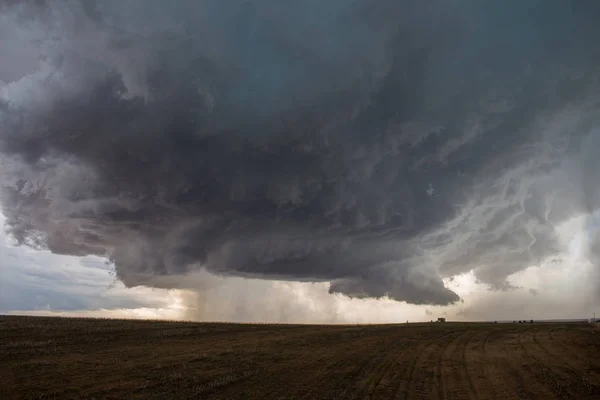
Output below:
[1,0,600,307]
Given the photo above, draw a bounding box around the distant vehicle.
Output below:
[437,317,446,323]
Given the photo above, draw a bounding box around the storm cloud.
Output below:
[1,0,600,306]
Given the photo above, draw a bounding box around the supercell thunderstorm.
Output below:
[1,0,600,305]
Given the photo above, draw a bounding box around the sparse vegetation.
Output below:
[1,316,600,399]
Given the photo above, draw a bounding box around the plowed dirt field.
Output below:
[2,316,599,399]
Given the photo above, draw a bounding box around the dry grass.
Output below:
[2,316,600,399]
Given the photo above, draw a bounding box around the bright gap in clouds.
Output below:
[444,214,600,321]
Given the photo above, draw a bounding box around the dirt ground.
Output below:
[1,316,600,399]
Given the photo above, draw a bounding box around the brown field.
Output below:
[1,316,600,399]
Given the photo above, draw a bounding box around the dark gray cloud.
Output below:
[1,0,600,305]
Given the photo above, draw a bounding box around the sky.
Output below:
[1,0,600,323]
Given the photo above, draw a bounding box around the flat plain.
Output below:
[1,315,600,399]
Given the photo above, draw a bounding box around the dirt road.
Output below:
[1,316,599,399]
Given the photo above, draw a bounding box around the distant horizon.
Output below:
[2,313,597,326]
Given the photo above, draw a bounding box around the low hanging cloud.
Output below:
[1,0,600,306]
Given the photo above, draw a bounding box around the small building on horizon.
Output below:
[437,317,446,323]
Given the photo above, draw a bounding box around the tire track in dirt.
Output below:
[462,331,480,399]
[441,330,480,400]
[293,328,403,399]
[509,329,542,399]
[351,332,436,400]
[224,328,460,400]
[434,336,452,400]
[437,329,479,400]
[476,326,546,400]
[332,337,398,399]
[214,331,358,399]
[259,347,340,399]
[395,336,437,400]
[542,328,600,393]
[393,338,433,400]
[346,329,440,400]
[529,328,600,397]
[354,338,418,400]
[471,329,499,399]
[537,328,600,371]
[515,327,565,399]
[303,345,376,399]
[401,328,464,400]
[272,344,368,398]
[361,341,417,400]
